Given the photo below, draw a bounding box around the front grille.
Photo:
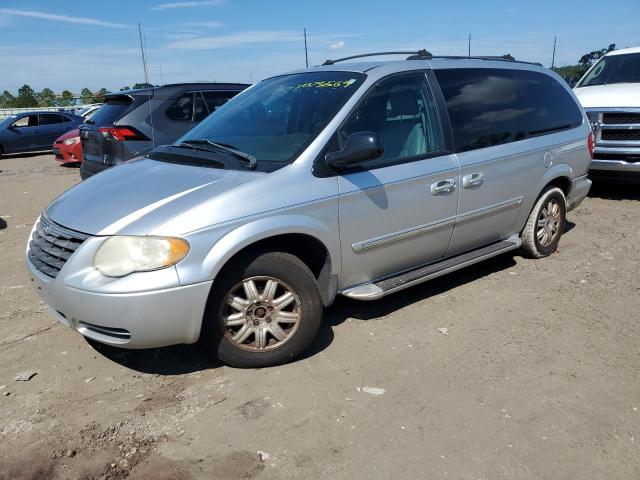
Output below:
[602,112,640,124]
[601,130,640,141]
[28,215,89,278]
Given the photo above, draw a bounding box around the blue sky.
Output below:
[0,0,638,93]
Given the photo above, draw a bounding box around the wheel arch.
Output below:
[200,216,339,307]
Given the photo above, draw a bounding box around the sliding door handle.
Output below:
[462,173,485,189]
[430,179,456,195]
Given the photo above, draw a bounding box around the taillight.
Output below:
[587,131,594,159]
[98,126,148,142]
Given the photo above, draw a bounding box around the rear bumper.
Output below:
[80,159,112,179]
[567,174,591,211]
[27,257,212,348]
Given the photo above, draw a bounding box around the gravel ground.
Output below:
[1,153,639,480]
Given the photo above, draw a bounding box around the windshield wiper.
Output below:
[179,139,257,170]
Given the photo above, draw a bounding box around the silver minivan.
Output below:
[26,51,592,368]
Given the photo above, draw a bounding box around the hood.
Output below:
[46,158,261,235]
[573,83,640,108]
[55,128,80,143]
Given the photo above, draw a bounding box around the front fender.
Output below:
[176,213,340,286]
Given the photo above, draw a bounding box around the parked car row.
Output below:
[26,51,598,368]
[79,82,248,178]
[0,111,84,157]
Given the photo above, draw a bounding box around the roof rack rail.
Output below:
[430,54,542,66]
[322,49,432,65]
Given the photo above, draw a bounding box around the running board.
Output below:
[341,235,522,301]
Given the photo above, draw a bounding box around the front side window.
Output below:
[166,93,194,121]
[194,93,209,121]
[11,115,38,128]
[435,68,583,152]
[578,53,640,87]
[180,72,366,168]
[201,91,237,113]
[340,73,444,167]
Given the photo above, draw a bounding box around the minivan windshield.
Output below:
[577,53,640,87]
[177,71,366,169]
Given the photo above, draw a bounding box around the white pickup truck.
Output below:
[573,46,640,181]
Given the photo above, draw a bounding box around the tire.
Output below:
[520,186,567,258]
[201,251,323,368]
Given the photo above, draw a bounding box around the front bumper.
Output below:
[590,158,640,173]
[567,174,592,211]
[27,258,212,348]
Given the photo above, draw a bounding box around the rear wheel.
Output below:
[202,251,323,368]
[520,186,566,258]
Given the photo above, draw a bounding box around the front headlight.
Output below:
[63,137,79,145]
[94,236,189,277]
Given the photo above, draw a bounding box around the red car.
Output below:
[52,105,100,164]
[53,128,82,164]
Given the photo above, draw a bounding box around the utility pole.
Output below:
[551,36,557,68]
[304,28,309,68]
[160,64,164,85]
[468,34,471,57]
[138,22,149,85]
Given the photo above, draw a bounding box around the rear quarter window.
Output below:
[434,68,583,152]
[89,94,149,126]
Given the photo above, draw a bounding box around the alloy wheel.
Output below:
[223,276,301,351]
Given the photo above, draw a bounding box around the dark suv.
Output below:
[79,83,249,179]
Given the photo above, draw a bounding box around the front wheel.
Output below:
[520,186,567,258]
[202,252,323,368]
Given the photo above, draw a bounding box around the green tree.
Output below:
[91,88,110,103]
[132,82,154,90]
[37,88,56,107]
[58,90,75,107]
[80,88,93,105]
[14,84,39,107]
[120,86,131,91]
[0,90,15,108]
[579,43,616,68]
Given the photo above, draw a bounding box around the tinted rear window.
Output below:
[435,68,583,152]
[89,95,149,126]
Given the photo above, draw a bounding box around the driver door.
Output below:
[5,114,40,152]
[335,72,460,288]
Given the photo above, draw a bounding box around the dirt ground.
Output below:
[0,153,639,480]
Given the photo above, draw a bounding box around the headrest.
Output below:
[389,89,419,117]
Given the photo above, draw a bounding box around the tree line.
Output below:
[0,83,154,109]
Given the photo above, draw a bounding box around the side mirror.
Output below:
[325,131,384,169]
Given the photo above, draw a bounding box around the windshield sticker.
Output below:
[294,79,358,90]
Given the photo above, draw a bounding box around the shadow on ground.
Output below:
[0,151,49,160]
[588,179,640,201]
[90,252,518,375]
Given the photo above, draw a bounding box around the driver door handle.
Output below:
[462,172,485,189]
[430,179,456,195]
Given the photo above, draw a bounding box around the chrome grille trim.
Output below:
[586,108,640,155]
[28,214,89,278]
